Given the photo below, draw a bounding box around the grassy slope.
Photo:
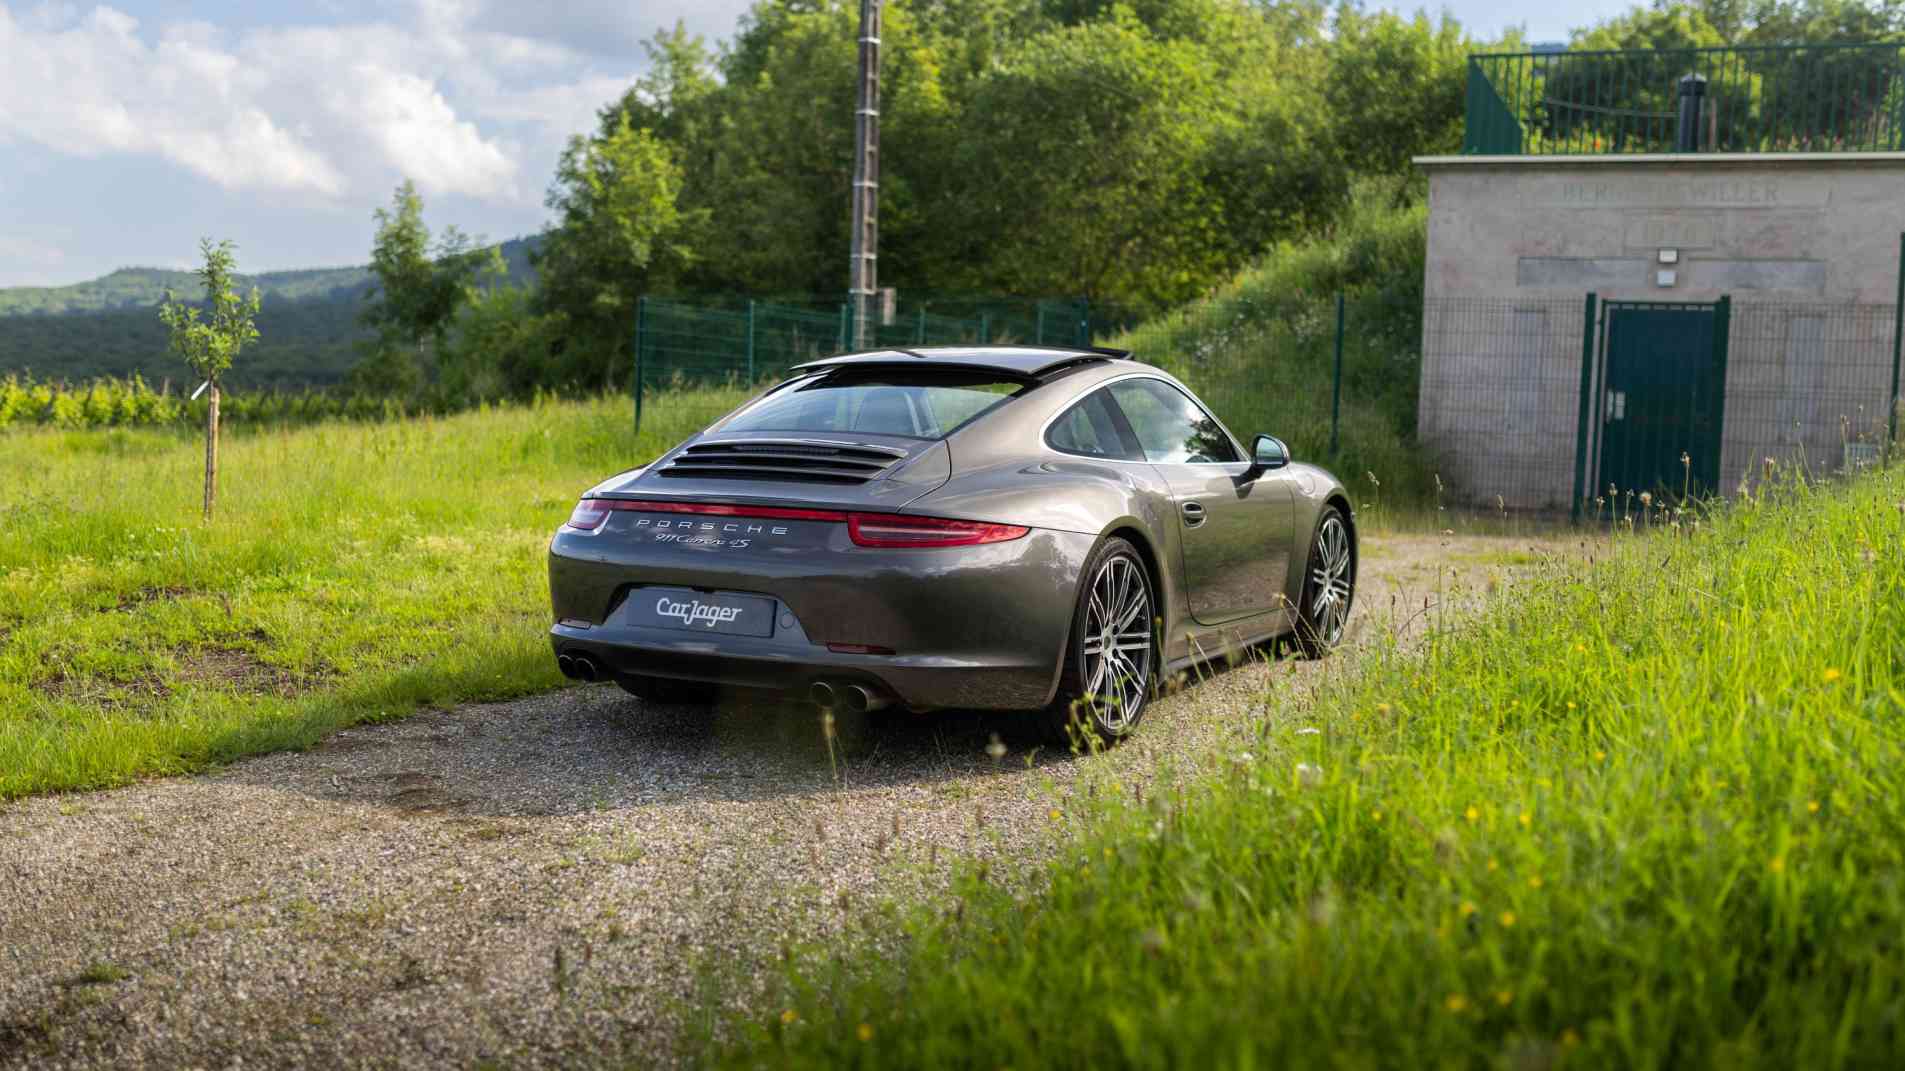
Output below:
[1117,187,1435,507]
[721,469,1905,1067]
[0,391,744,798]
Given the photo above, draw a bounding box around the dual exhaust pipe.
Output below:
[561,651,886,713]
[556,652,601,682]
[809,679,888,714]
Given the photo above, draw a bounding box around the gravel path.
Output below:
[0,532,1576,1069]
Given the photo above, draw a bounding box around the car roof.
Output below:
[790,345,1132,379]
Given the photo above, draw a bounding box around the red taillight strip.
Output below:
[846,513,1029,547]
[568,498,1029,546]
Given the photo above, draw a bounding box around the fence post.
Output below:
[1889,231,1904,466]
[745,300,757,384]
[838,304,851,352]
[1329,293,1345,456]
[1572,292,1599,524]
[917,306,926,345]
[980,312,992,344]
[633,295,646,432]
[1035,303,1046,345]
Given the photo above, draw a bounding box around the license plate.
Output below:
[625,588,776,638]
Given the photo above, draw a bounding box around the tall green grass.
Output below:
[0,388,745,798]
[718,466,1905,1068]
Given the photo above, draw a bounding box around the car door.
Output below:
[1105,377,1294,625]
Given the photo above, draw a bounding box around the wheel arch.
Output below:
[1325,493,1358,580]
[1036,519,1168,708]
[1104,523,1167,623]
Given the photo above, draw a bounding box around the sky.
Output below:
[0,0,1635,288]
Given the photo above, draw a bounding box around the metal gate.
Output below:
[1583,297,1731,507]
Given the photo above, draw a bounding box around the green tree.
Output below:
[535,115,696,388]
[943,15,1230,310]
[1325,7,1469,177]
[158,239,261,520]
[358,181,502,397]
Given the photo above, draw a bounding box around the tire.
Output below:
[1042,537,1158,749]
[1292,506,1354,658]
[614,674,717,705]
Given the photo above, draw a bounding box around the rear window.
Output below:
[722,370,1029,440]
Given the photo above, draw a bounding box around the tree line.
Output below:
[364,0,1901,404]
[10,0,1897,412]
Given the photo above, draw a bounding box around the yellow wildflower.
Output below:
[1494,990,1514,1007]
[1528,874,1544,889]
[1824,668,1842,683]
[1770,855,1786,874]
[857,1023,875,1042]
[1459,901,1477,917]
[1807,800,1821,814]
[1499,911,1517,928]
[1518,812,1532,828]
[781,1010,799,1026]
[1464,805,1481,823]
[1486,858,1499,872]
[1445,994,1469,1013]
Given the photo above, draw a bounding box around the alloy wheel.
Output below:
[1080,553,1152,733]
[1308,514,1353,647]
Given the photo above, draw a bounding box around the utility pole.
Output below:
[848,0,881,350]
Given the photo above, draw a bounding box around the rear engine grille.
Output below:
[658,439,908,485]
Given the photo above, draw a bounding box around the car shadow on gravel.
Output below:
[212,681,1096,818]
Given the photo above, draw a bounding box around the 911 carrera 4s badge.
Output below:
[623,588,776,637]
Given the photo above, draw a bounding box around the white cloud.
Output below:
[0,2,658,207]
[346,66,517,199]
[0,6,347,195]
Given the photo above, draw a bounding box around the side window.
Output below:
[1046,389,1138,460]
[1106,379,1240,464]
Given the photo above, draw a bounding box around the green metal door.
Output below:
[1596,299,1730,499]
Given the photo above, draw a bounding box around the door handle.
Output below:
[1181,502,1206,527]
[1605,390,1626,422]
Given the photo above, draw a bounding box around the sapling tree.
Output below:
[159,239,261,520]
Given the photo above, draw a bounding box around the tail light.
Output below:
[564,499,1027,546]
[847,513,1029,548]
[566,499,614,530]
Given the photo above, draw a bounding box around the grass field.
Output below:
[0,390,747,798]
[717,466,1905,1068]
[0,383,1553,800]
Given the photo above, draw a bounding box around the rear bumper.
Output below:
[547,524,1096,711]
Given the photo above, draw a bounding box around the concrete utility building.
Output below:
[1415,44,1905,512]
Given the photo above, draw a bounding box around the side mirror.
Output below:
[1252,434,1289,471]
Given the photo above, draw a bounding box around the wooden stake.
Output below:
[203,380,219,520]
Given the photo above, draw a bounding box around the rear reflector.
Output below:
[567,499,1027,547]
[826,643,895,655]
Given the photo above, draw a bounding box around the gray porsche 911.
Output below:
[548,345,1355,741]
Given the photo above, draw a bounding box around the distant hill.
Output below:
[0,237,539,389]
[0,265,377,316]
